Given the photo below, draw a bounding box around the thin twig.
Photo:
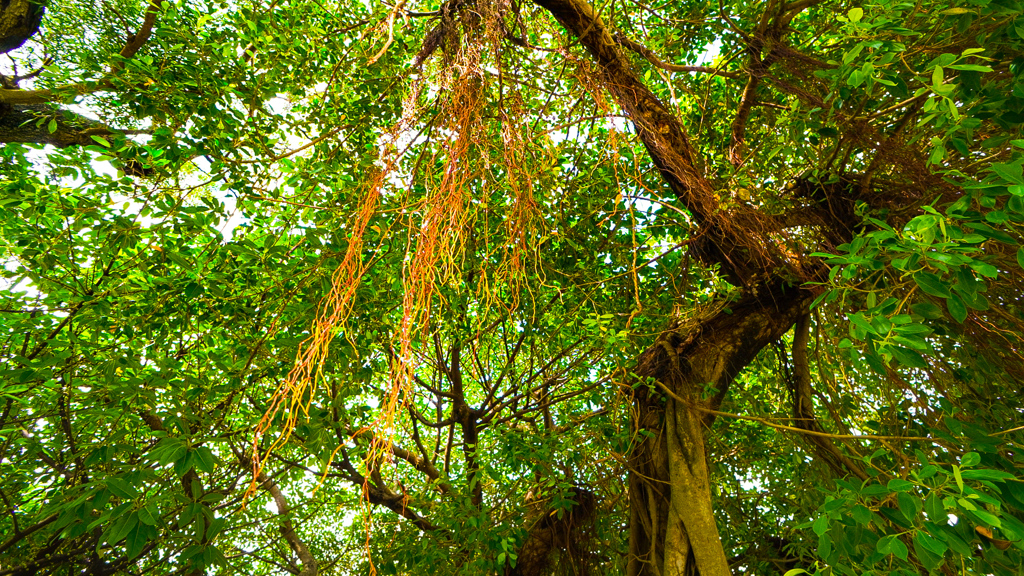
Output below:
[653,380,932,441]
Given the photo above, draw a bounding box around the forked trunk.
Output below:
[628,282,812,576]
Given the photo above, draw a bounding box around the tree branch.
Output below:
[0,83,101,106]
[330,448,438,531]
[256,472,320,576]
[0,513,57,556]
[119,0,161,60]
[614,32,742,78]
[532,0,777,285]
[790,314,869,479]
[0,0,44,54]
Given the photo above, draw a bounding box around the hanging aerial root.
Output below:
[493,90,542,313]
[248,171,384,494]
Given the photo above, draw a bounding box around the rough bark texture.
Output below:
[529,0,821,573]
[258,473,319,576]
[0,0,154,160]
[531,0,777,286]
[0,0,43,54]
[0,104,110,147]
[627,282,813,576]
[508,487,598,576]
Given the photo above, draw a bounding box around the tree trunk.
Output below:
[628,282,812,576]
[526,0,822,572]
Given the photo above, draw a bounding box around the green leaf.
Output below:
[898,491,920,521]
[851,505,873,525]
[812,515,829,536]
[1000,512,1024,540]
[193,446,218,473]
[914,272,951,298]
[877,534,908,559]
[959,469,1017,480]
[107,477,140,500]
[105,511,139,545]
[916,531,948,556]
[818,530,832,560]
[137,503,160,526]
[946,293,968,323]
[992,162,1024,185]
[943,528,974,556]
[913,532,945,570]
[125,521,153,558]
[887,478,914,492]
[970,261,998,278]
[960,452,980,467]
[888,346,928,369]
[150,437,189,465]
[968,508,1001,528]
[90,135,112,147]
[850,313,877,334]
[912,301,944,319]
[948,64,993,72]
[174,450,196,478]
[47,118,58,133]
[847,7,863,22]
[926,494,946,521]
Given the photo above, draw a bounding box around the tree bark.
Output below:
[0,0,43,54]
[0,104,111,147]
[531,0,775,286]
[628,282,813,576]
[790,314,868,480]
[526,0,823,572]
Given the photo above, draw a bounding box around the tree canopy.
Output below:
[2,0,1024,574]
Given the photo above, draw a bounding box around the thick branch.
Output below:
[330,449,437,531]
[446,343,484,507]
[0,83,101,106]
[533,0,705,198]
[533,0,782,284]
[629,282,813,576]
[0,513,57,556]
[0,0,43,54]
[728,0,823,165]
[0,104,142,147]
[0,104,153,175]
[119,0,161,60]
[257,473,319,576]
[0,0,160,106]
[352,430,452,494]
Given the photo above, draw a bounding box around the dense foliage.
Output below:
[2,0,1024,574]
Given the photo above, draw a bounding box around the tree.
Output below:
[2,0,1024,574]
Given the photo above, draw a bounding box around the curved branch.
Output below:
[0,0,44,54]
[119,0,162,60]
[257,472,320,576]
[615,33,743,78]
[531,0,773,284]
[0,0,160,106]
[0,83,101,105]
[0,513,57,556]
[329,449,438,531]
[0,104,127,147]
